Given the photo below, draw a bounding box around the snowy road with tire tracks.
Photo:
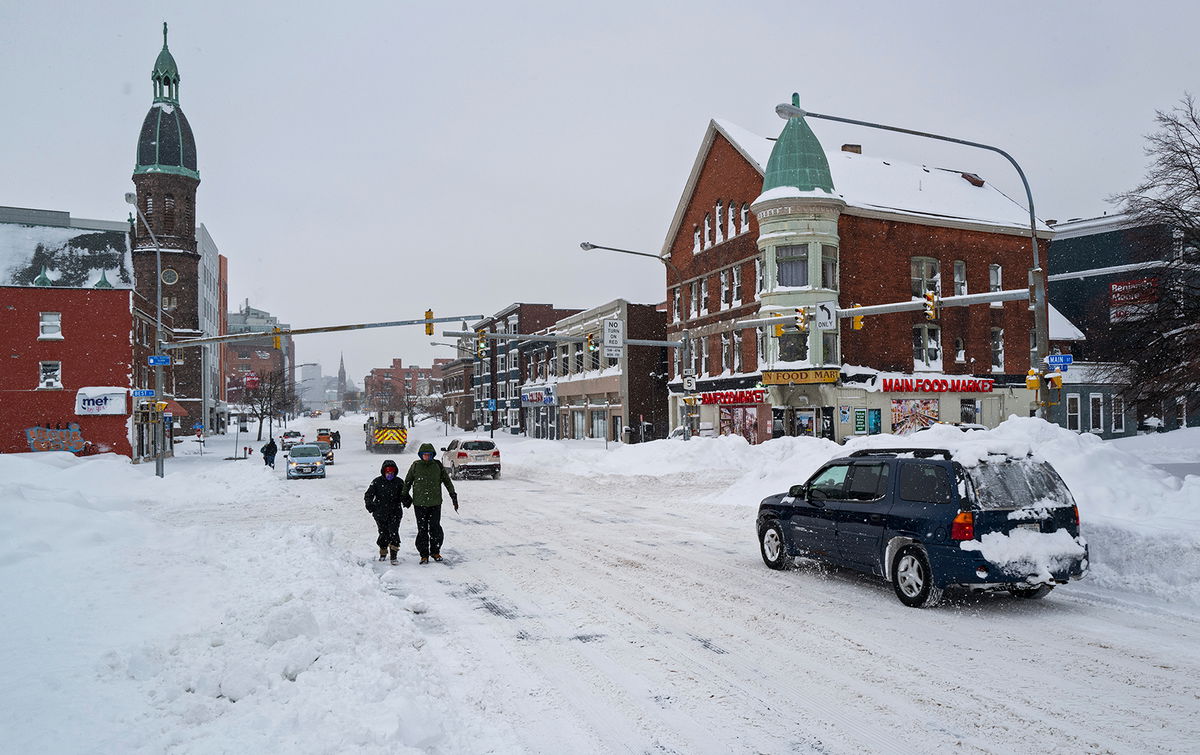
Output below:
[163,417,1200,754]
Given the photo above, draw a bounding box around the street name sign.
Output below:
[132,389,156,397]
[1045,354,1074,366]
[147,355,171,366]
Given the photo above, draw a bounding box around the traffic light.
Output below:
[923,291,938,321]
[272,327,282,350]
[424,309,434,336]
[1025,369,1040,391]
[585,333,596,352]
[476,330,487,358]
[1046,370,1063,389]
[793,307,808,333]
[852,303,864,330]
[771,312,785,338]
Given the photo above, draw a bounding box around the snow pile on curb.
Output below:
[0,452,517,753]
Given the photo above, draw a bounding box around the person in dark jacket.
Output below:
[404,443,458,563]
[261,438,278,468]
[331,430,341,449]
[364,459,411,563]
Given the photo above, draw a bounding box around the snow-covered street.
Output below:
[4,416,1200,753]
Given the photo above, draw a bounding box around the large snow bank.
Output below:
[0,451,516,752]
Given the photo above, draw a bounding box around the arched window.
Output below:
[728,202,737,238]
[714,201,725,244]
[693,226,700,253]
[703,214,712,248]
[954,338,966,363]
[145,194,154,216]
[164,194,176,233]
[740,203,750,234]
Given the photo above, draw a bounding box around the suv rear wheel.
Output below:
[892,545,943,608]
[759,521,791,570]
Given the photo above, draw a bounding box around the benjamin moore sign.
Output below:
[762,369,840,386]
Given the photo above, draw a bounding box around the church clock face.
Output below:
[161,268,179,285]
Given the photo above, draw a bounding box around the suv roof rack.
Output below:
[848,448,953,460]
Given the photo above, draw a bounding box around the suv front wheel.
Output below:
[891,545,943,608]
[759,521,792,570]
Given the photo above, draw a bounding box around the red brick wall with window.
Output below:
[0,287,134,455]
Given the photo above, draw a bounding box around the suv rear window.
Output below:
[463,441,495,451]
[847,463,890,500]
[965,459,1076,510]
[899,463,952,504]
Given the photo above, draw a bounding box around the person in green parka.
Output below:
[404,443,458,563]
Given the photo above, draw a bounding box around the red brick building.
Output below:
[1,285,178,457]
[363,359,440,413]
[662,110,1052,442]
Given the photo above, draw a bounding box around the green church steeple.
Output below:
[761,93,835,194]
[153,22,180,103]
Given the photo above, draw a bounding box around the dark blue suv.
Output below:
[756,448,1089,607]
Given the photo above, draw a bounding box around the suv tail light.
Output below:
[1071,505,1080,526]
[951,511,975,541]
[457,452,468,459]
[491,450,500,457]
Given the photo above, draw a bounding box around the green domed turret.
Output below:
[761,93,835,194]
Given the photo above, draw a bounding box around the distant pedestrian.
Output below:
[332,430,341,449]
[364,459,411,563]
[261,438,277,468]
[404,443,458,564]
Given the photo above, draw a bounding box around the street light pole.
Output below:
[774,101,1051,414]
[126,192,166,478]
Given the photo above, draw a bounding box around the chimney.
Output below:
[841,144,862,154]
[960,172,985,187]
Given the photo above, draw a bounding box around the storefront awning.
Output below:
[163,399,189,416]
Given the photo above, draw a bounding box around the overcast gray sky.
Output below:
[3,0,1197,383]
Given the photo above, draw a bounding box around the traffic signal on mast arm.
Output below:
[585,333,596,352]
[476,329,487,358]
[793,307,809,333]
[424,309,434,336]
[272,327,282,350]
[771,312,785,338]
[852,303,864,330]
[923,291,939,320]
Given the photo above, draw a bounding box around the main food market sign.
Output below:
[699,389,766,405]
[762,369,840,385]
[881,377,995,393]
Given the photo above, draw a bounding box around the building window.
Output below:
[1089,394,1104,433]
[591,410,607,439]
[692,226,700,253]
[989,264,1003,307]
[740,203,749,234]
[821,244,838,289]
[991,328,1005,372]
[727,202,736,239]
[954,337,966,363]
[673,346,682,379]
[672,288,681,322]
[1177,397,1188,428]
[910,257,940,297]
[720,270,730,308]
[703,214,712,248]
[731,264,742,305]
[690,283,699,318]
[700,337,709,375]
[714,201,725,244]
[721,333,732,371]
[822,331,839,366]
[757,326,767,365]
[699,277,708,315]
[777,244,809,287]
[754,257,763,295]
[733,330,743,372]
[237,350,250,360]
[779,332,807,362]
[38,312,63,340]
[1066,394,1080,431]
[912,325,941,370]
[953,260,967,296]
[38,361,63,389]
[164,193,176,233]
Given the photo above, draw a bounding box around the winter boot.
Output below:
[379,547,387,561]
[419,556,430,564]
[389,547,399,565]
[432,553,443,562]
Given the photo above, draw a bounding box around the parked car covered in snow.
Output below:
[441,438,501,479]
[756,448,1089,607]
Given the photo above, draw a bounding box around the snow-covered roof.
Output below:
[1048,303,1086,341]
[662,118,1052,256]
[1046,212,1136,240]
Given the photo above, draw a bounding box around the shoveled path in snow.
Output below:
[171,420,1200,753]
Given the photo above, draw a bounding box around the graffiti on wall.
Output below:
[24,424,87,452]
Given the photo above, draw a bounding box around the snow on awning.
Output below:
[1048,304,1086,341]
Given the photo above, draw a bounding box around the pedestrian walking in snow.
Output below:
[364,459,411,564]
[332,430,341,449]
[261,438,277,469]
[404,443,458,564]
